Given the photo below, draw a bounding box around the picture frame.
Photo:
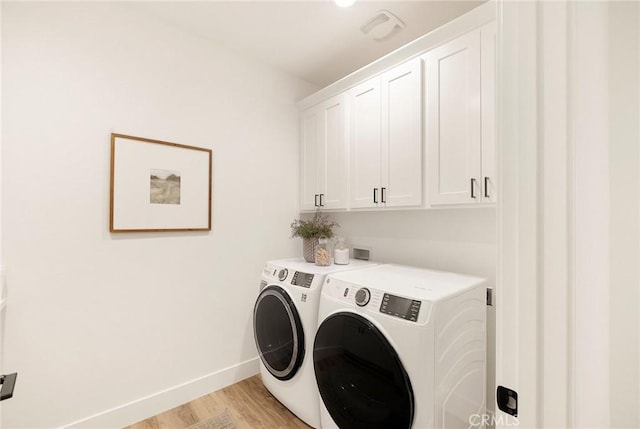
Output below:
[110,133,212,232]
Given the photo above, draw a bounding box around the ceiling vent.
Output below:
[360,10,405,41]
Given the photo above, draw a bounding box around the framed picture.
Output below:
[110,133,212,232]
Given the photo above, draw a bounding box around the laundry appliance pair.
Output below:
[253,258,487,429]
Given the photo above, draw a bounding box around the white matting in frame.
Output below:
[110,133,212,232]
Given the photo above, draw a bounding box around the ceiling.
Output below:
[126,0,485,87]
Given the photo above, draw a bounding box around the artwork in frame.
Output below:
[110,133,212,232]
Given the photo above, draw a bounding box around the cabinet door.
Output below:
[300,95,348,211]
[425,30,481,205]
[480,22,497,203]
[320,94,348,210]
[300,107,320,211]
[381,58,423,207]
[349,77,382,209]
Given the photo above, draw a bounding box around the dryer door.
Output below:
[253,285,305,381]
[314,312,414,429]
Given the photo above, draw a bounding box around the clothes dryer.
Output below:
[253,258,376,429]
[313,264,487,429]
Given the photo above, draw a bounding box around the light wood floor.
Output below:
[125,375,312,429]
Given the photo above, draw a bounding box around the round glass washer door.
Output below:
[253,285,305,381]
[314,312,414,429]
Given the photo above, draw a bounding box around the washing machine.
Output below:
[253,258,377,429]
[313,264,487,429]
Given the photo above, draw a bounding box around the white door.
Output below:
[380,58,423,207]
[319,94,348,210]
[424,30,481,206]
[349,77,382,209]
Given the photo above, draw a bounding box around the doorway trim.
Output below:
[496,1,612,427]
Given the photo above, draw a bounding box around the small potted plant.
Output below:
[290,210,339,263]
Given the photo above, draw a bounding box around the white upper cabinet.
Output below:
[300,94,348,211]
[424,30,481,205]
[298,13,496,212]
[349,58,423,209]
[424,22,496,206]
[349,77,382,209]
[300,107,320,211]
[381,59,423,207]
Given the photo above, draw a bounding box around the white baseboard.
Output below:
[61,357,260,429]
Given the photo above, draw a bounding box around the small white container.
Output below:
[334,237,349,265]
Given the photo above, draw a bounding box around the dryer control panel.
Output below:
[323,278,429,323]
[380,294,421,322]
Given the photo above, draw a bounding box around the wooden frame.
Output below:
[110,133,212,232]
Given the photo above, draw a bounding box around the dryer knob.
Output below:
[278,269,288,281]
[355,288,371,307]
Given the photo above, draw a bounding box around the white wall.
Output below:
[609,2,640,427]
[327,208,496,415]
[328,209,496,283]
[1,2,315,427]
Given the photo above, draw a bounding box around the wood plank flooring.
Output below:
[125,375,312,429]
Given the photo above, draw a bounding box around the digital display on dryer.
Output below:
[291,271,314,288]
[380,294,421,322]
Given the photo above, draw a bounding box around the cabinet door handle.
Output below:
[471,178,477,199]
[319,194,324,207]
[373,188,379,204]
[314,194,319,207]
[484,177,490,198]
[381,187,386,203]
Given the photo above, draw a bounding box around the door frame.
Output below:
[495,1,539,426]
[496,1,612,427]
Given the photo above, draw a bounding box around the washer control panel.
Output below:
[291,271,314,288]
[263,263,317,289]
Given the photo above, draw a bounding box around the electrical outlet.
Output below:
[352,247,371,261]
